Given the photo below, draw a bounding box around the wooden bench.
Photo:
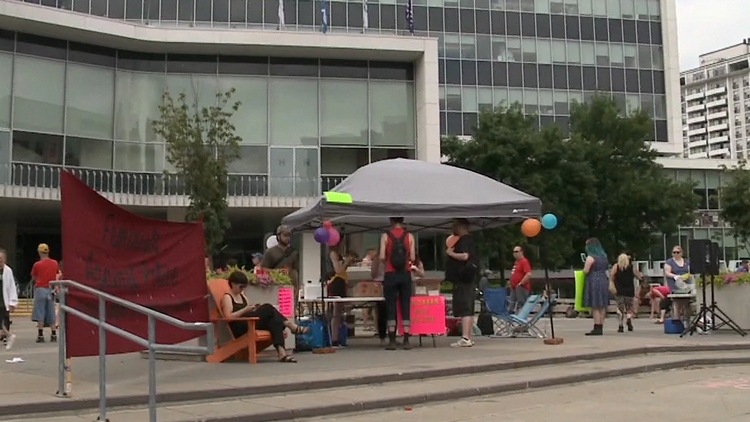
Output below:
[205,279,274,364]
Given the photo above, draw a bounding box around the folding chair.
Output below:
[490,293,542,338]
[507,296,551,338]
[482,287,513,337]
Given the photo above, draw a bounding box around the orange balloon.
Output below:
[446,235,459,248]
[521,219,542,238]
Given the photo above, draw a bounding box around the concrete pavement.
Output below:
[1,317,749,420]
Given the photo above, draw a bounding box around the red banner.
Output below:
[61,171,209,358]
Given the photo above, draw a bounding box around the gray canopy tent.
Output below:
[281,158,541,233]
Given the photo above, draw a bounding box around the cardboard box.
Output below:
[350,281,383,298]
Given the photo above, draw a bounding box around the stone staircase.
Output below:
[10,298,33,318]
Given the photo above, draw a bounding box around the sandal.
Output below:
[279,355,297,363]
[293,326,310,335]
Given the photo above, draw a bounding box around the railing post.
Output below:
[98,297,108,422]
[147,315,157,422]
[56,286,67,397]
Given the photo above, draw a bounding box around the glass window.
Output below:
[580,41,595,65]
[166,74,219,109]
[370,81,415,147]
[553,90,568,114]
[578,0,592,15]
[508,88,523,106]
[320,80,368,146]
[648,0,660,19]
[444,35,461,59]
[294,148,318,197]
[13,56,65,134]
[624,45,637,67]
[461,35,477,60]
[621,0,635,18]
[320,147,368,175]
[491,36,507,61]
[610,44,624,67]
[537,39,552,64]
[566,41,581,64]
[478,87,494,111]
[507,37,522,62]
[66,63,115,139]
[462,86,478,112]
[595,43,610,65]
[534,0,549,13]
[218,76,267,144]
[65,137,113,169]
[0,53,10,129]
[0,131,8,184]
[539,90,553,114]
[269,79,318,146]
[269,147,294,196]
[11,131,63,165]
[636,0,649,19]
[552,40,566,63]
[654,94,666,119]
[492,87,508,107]
[568,90,583,107]
[638,45,652,68]
[114,71,166,142]
[114,141,164,172]
[606,0,620,18]
[522,40,536,62]
[524,89,538,114]
[476,35,493,60]
[625,93,640,115]
[652,46,663,69]
[592,0,606,16]
[228,146,267,174]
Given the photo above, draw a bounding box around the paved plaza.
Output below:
[0,317,748,421]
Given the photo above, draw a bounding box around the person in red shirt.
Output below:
[31,243,59,343]
[509,245,532,313]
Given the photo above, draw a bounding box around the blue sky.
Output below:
[676,0,750,70]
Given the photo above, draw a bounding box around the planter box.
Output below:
[704,284,750,330]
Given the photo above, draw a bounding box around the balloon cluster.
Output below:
[521,213,558,238]
[314,220,341,246]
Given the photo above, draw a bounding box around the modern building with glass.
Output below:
[0,0,692,282]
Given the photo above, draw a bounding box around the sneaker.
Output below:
[5,334,16,351]
[450,337,475,348]
[36,336,45,343]
[626,320,634,332]
[385,339,398,350]
[617,325,624,333]
[50,335,57,343]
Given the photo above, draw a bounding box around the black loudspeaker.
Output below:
[688,239,720,276]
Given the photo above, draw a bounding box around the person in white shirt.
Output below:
[0,248,18,350]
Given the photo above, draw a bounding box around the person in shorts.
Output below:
[445,219,478,348]
[0,248,18,350]
[31,243,59,343]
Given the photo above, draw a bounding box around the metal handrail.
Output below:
[51,279,215,422]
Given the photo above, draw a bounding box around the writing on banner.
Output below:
[277,287,294,318]
[397,296,447,336]
[61,171,208,358]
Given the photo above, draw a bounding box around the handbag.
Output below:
[608,279,617,296]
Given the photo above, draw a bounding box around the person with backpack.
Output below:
[378,217,416,350]
[446,219,478,348]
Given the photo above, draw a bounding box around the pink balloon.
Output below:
[326,228,341,246]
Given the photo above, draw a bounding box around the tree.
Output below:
[153,87,242,257]
[719,161,750,246]
[442,96,697,270]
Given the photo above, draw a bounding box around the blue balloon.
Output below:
[314,227,330,244]
[541,213,558,230]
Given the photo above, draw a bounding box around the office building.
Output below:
[0,0,683,280]
[680,39,750,159]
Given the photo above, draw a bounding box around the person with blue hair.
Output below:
[583,238,610,336]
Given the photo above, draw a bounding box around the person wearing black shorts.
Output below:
[445,219,478,348]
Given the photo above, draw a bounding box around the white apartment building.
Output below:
[680,39,750,159]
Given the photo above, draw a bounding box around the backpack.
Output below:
[387,230,409,272]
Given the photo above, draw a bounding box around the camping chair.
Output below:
[507,295,552,339]
[490,294,543,338]
[205,279,274,364]
[482,287,513,337]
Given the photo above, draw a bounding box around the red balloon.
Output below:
[322,220,333,229]
[521,219,542,238]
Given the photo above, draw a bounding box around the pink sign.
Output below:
[277,287,294,318]
[397,296,446,336]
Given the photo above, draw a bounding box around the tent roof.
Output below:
[282,158,541,232]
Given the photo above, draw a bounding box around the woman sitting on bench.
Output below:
[222,271,308,363]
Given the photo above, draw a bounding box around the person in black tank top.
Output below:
[610,253,643,333]
[221,271,309,363]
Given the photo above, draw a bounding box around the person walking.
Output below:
[31,244,59,343]
[0,248,18,350]
[583,238,610,336]
[610,253,642,333]
[508,245,532,313]
[379,217,416,350]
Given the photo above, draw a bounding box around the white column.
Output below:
[659,0,683,156]
[166,207,188,222]
[415,38,441,164]
[0,222,17,266]
[300,232,322,288]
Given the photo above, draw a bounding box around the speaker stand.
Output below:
[681,274,746,337]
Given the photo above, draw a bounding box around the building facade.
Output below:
[0,0,683,282]
[680,40,750,159]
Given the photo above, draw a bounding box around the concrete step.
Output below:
[4,350,750,422]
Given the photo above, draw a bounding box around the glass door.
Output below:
[269,147,320,197]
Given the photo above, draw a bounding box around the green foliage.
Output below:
[153,87,242,256]
[719,160,750,246]
[442,95,697,271]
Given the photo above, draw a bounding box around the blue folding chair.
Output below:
[482,287,513,336]
[486,291,542,338]
[508,295,552,338]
